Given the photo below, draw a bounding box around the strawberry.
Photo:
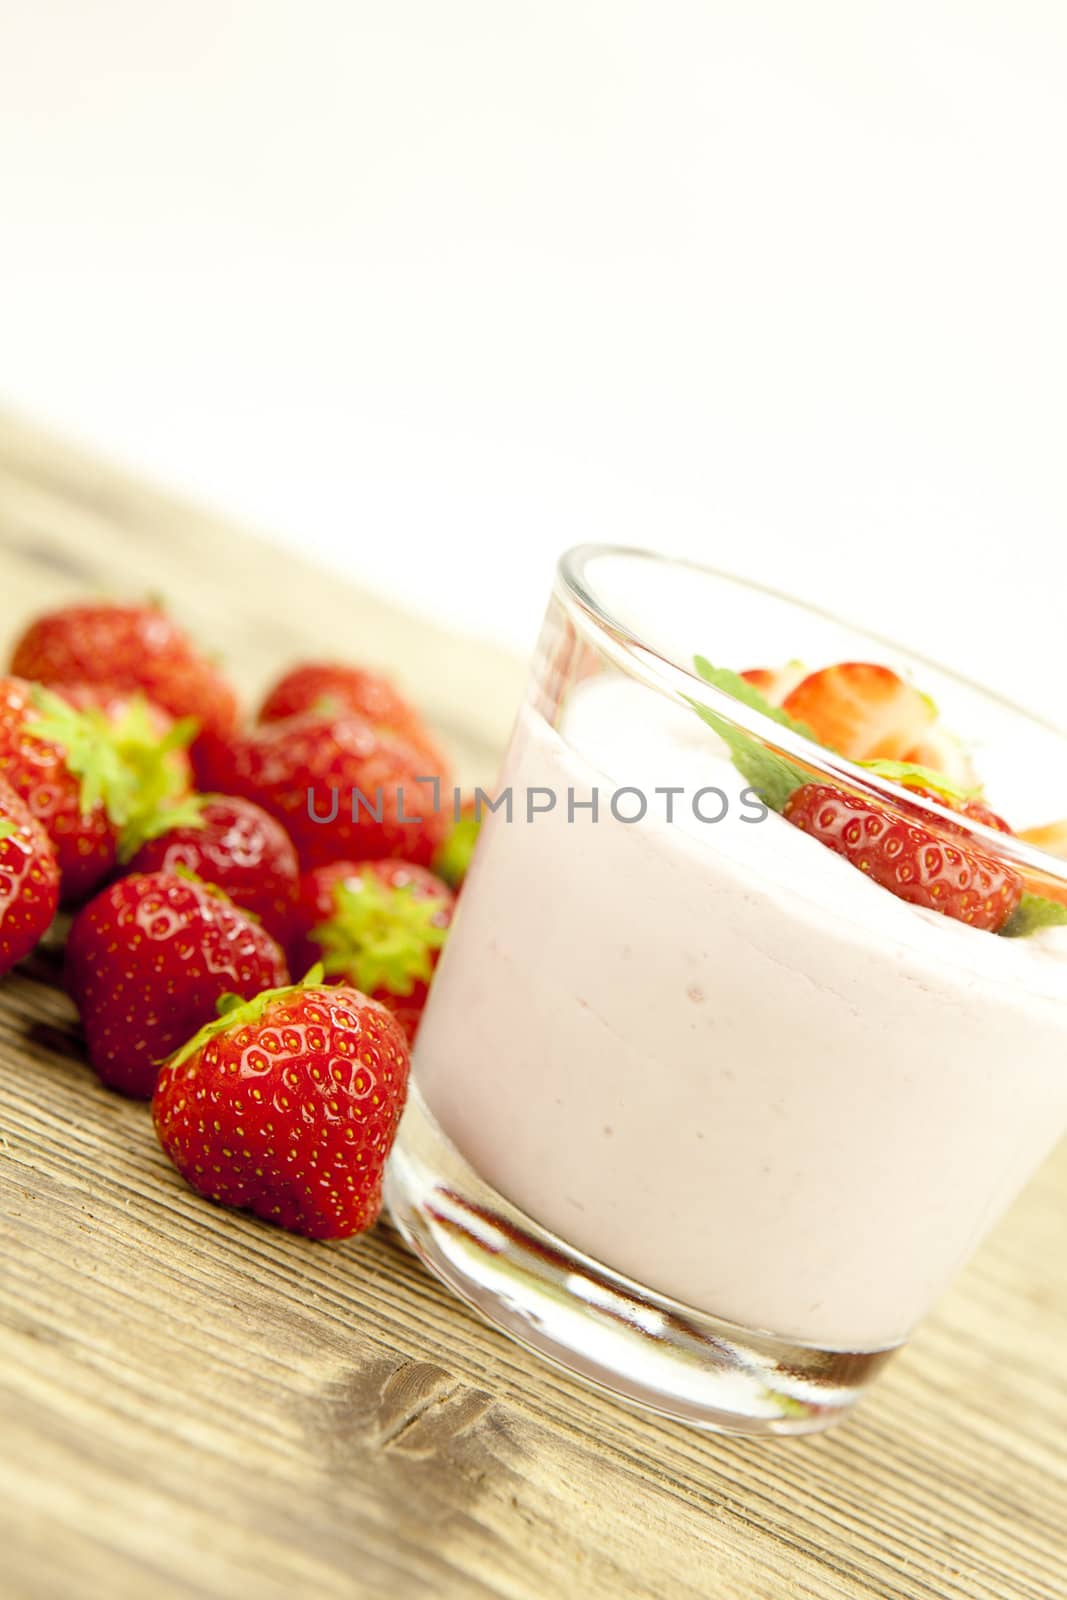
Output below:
[122,794,299,945]
[740,663,807,706]
[193,711,449,871]
[0,677,195,902]
[258,662,450,781]
[768,661,977,786]
[152,973,410,1239]
[66,870,289,1098]
[782,663,936,763]
[783,781,1022,932]
[0,778,60,975]
[10,600,240,742]
[431,792,484,891]
[291,860,453,1042]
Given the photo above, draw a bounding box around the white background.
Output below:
[1,3,1065,720]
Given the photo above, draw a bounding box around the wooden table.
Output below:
[0,410,1063,1600]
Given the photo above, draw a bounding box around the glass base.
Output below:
[384,1086,899,1437]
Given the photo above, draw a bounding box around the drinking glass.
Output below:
[385,545,1067,1435]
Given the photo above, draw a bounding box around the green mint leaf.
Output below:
[999,893,1067,939]
[690,659,822,813]
[858,759,979,805]
[0,819,17,843]
[691,660,818,735]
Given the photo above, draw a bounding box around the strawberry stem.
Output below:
[309,874,449,997]
[117,791,210,863]
[26,687,195,829]
[432,811,482,889]
[165,965,327,1069]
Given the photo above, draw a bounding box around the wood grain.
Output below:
[0,408,1064,1600]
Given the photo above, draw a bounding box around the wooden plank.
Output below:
[0,408,1064,1600]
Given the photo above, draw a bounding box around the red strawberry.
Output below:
[258,662,450,781]
[0,677,195,902]
[152,974,410,1239]
[122,794,299,945]
[430,792,484,891]
[66,871,289,1098]
[194,711,449,871]
[10,600,240,742]
[0,778,60,974]
[782,663,937,762]
[291,860,454,1042]
[783,781,1022,932]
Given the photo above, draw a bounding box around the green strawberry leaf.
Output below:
[309,874,450,997]
[26,686,196,829]
[0,819,16,843]
[110,698,199,831]
[117,791,209,864]
[689,659,823,813]
[27,686,135,823]
[999,893,1067,939]
[431,809,482,889]
[165,965,327,1068]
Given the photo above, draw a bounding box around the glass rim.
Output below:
[555,541,1067,889]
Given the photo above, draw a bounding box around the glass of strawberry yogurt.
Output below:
[385,545,1067,1435]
